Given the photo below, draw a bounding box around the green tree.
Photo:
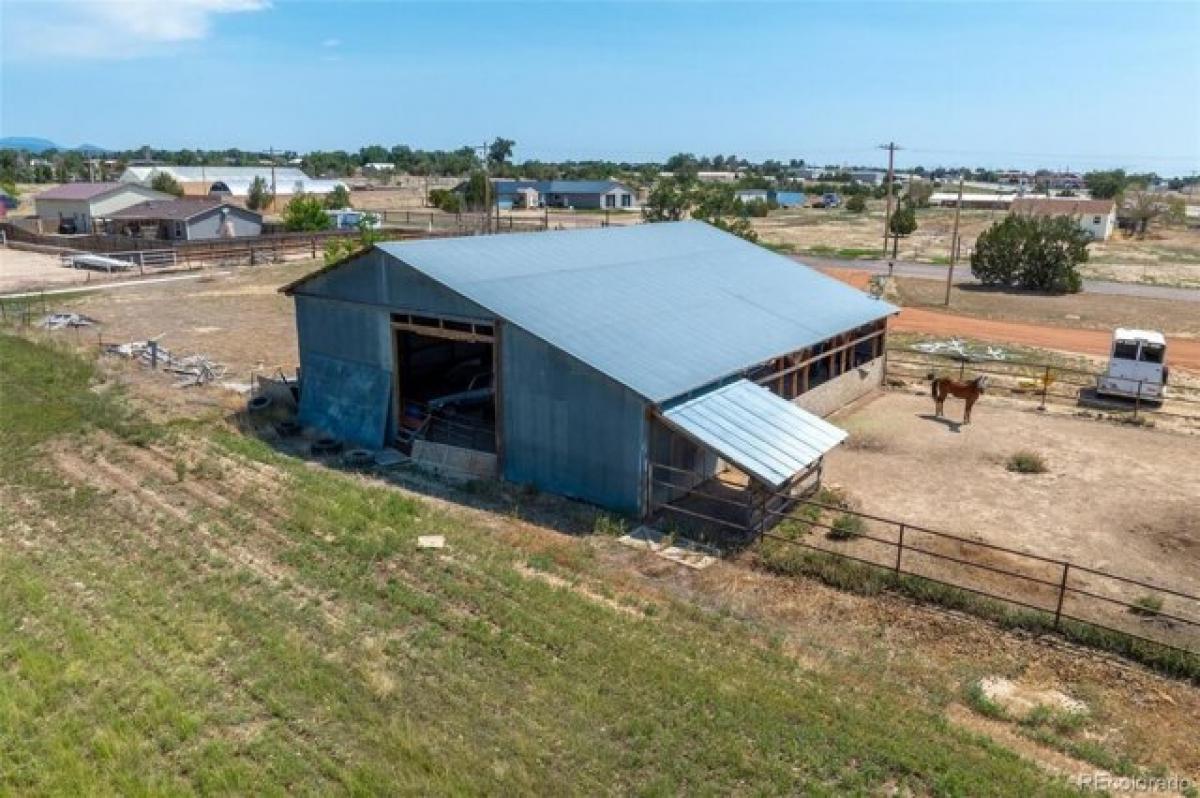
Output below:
[150,172,184,197]
[463,171,490,211]
[324,183,351,209]
[1083,170,1128,200]
[970,214,1088,293]
[641,178,691,221]
[487,137,515,167]
[429,188,463,213]
[246,176,271,211]
[845,194,867,213]
[323,215,382,265]
[889,205,917,236]
[282,193,332,232]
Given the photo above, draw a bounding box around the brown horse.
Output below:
[928,372,988,424]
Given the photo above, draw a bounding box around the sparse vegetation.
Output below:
[828,513,865,540]
[0,333,1077,794]
[1006,451,1048,474]
[1131,595,1164,617]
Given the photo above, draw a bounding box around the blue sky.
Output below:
[2,1,1198,174]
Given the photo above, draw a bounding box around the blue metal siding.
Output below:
[501,323,648,514]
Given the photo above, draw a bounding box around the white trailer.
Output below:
[1096,328,1167,402]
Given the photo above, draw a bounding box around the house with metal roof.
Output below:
[460,178,638,210]
[33,182,172,233]
[104,198,263,241]
[282,221,895,525]
[119,165,347,202]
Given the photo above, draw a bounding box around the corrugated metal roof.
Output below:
[107,198,257,221]
[120,166,346,194]
[374,221,896,403]
[35,182,129,200]
[662,379,846,488]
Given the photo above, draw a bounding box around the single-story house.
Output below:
[930,192,1015,210]
[33,182,173,233]
[104,198,263,241]
[282,221,896,524]
[734,189,807,208]
[476,179,639,210]
[1010,198,1117,241]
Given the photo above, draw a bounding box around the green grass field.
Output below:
[0,334,1075,794]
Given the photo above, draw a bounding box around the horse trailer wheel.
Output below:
[248,395,272,412]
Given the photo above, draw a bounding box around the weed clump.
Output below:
[1006,451,1048,474]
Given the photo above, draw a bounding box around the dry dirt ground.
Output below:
[0,247,164,294]
[34,259,311,382]
[825,391,1200,595]
[754,203,1200,286]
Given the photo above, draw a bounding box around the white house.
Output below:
[1010,198,1117,241]
[33,182,172,233]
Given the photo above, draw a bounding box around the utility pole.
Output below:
[944,173,965,306]
[879,142,901,273]
[474,141,490,234]
[269,146,277,212]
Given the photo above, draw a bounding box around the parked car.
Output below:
[811,192,842,209]
[57,218,78,234]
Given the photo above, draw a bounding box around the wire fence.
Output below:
[886,346,1200,423]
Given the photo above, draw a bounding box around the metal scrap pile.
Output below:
[41,312,98,330]
[104,338,227,387]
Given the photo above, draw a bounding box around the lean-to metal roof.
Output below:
[360,221,895,403]
[661,379,847,488]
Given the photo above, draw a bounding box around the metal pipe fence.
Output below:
[761,496,1200,656]
[886,346,1200,422]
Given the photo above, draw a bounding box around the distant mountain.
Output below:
[0,137,59,153]
[0,137,110,154]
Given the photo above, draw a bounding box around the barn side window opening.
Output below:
[391,314,496,454]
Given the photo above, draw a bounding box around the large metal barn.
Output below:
[283,221,896,527]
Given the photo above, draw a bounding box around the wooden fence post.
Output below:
[1054,562,1070,628]
[895,524,906,574]
[1133,381,1143,420]
[958,359,966,379]
[1040,365,1050,410]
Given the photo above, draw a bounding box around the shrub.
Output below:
[323,183,351,210]
[845,194,866,213]
[429,188,463,213]
[1130,595,1163,617]
[827,513,864,540]
[150,172,184,198]
[282,193,332,232]
[1006,451,1048,474]
[971,214,1088,293]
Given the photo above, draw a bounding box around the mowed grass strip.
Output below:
[0,334,1073,795]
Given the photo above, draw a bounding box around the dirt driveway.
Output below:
[825,391,1200,594]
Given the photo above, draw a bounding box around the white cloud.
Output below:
[3,0,269,61]
[322,37,341,48]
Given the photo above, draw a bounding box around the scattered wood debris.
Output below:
[41,312,98,330]
[104,338,227,387]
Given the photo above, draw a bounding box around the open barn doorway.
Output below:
[391,313,497,455]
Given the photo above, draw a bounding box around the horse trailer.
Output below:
[1096,328,1167,403]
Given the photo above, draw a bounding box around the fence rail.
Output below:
[760,495,1200,657]
[886,346,1200,423]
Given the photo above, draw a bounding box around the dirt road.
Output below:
[825,269,1200,372]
